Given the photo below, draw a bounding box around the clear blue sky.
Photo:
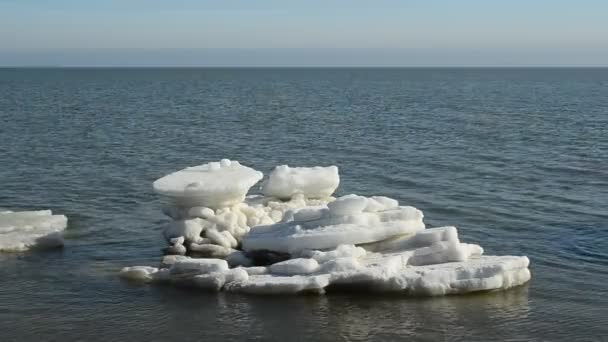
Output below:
[1,0,607,66]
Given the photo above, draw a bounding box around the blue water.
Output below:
[0,68,607,341]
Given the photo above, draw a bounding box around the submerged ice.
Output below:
[0,210,68,252]
[121,159,531,296]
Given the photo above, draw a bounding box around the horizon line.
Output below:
[2,65,608,68]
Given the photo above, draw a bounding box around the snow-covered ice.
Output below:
[159,194,337,256]
[241,195,425,253]
[262,165,339,199]
[121,245,530,295]
[122,159,531,297]
[0,210,68,252]
[153,159,263,209]
[269,258,320,275]
[300,244,367,263]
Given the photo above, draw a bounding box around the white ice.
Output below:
[122,250,529,295]
[269,258,320,275]
[360,226,458,252]
[0,210,68,252]
[160,194,336,254]
[123,222,530,295]
[241,195,425,253]
[407,241,483,266]
[261,165,339,200]
[153,159,263,209]
[300,244,367,263]
[125,160,531,296]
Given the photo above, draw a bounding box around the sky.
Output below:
[1,0,607,66]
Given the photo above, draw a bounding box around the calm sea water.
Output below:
[0,68,606,341]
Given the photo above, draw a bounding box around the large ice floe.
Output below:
[121,159,531,296]
[0,210,68,252]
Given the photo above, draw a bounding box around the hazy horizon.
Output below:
[2,0,607,67]
[3,48,608,67]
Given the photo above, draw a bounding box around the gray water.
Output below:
[0,68,606,341]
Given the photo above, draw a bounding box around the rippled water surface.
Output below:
[0,68,607,341]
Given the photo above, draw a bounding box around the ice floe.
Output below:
[120,159,531,296]
[0,210,68,252]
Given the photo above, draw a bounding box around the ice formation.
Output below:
[262,165,339,199]
[0,210,68,252]
[153,159,263,209]
[121,159,531,296]
[241,195,424,253]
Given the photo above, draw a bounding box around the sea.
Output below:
[0,67,606,341]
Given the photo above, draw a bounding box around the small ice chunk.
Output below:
[407,241,484,266]
[319,257,362,273]
[152,268,171,282]
[225,250,253,267]
[164,243,187,255]
[188,207,215,219]
[269,258,320,275]
[160,255,190,268]
[262,165,339,199]
[163,219,203,243]
[193,268,249,291]
[301,244,367,263]
[119,266,159,282]
[0,210,68,252]
[292,207,327,222]
[169,258,229,277]
[221,230,238,248]
[205,228,232,248]
[240,266,269,275]
[325,253,530,295]
[364,196,399,212]
[189,243,236,258]
[360,226,459,253]
[192,273,227,291]
[153,160,263,209]
[170,236,185,245]
[402,255,530,295]
[327,195,368,216]
[407,226,460,247]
